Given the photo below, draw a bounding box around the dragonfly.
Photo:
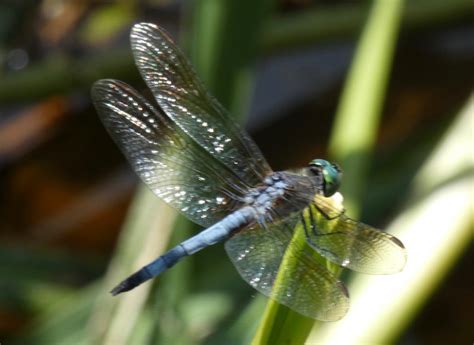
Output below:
[92,22,406,321]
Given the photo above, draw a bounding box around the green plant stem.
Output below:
[310,96,474,344]
[85,186,177,344]
[253,1,405,344]
[188,0,275,117]
[251,226,323,345]
[329,0,405,215]
[261,0,473,53]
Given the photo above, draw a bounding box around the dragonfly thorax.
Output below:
[244,172,318,223]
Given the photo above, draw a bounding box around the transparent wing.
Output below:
[92,79,250,227]
[130,23,272,186]
[225,213,349,321]
[307,195,407,274]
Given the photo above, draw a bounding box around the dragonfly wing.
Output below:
[225,214,349,321]
[92,79,249,227]
[130,23,272,186]
[306,199,407,274]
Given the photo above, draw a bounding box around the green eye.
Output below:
[309,159,342,197]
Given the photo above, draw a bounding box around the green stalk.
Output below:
[253,1,404,344]
[251,222,331,345]
[188,0,276,117]
[310,96,474,344]
[85,186,178,344]
[329,0,405,215]
[261,0,473,54]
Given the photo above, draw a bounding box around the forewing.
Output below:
[307,199,407,274]
[130,23,272,186]
[225,214,349,321]
[92,79,249,227]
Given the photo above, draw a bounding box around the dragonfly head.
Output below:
[308,159,342,197]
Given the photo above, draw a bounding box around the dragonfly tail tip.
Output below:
[110,282,128,296]
[110,268,152,296]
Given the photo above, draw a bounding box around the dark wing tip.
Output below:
[389,235,405,249]
[339,280,350,299]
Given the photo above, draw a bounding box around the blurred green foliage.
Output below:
[0,1,472,344]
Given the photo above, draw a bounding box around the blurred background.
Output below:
[0,0,472,344]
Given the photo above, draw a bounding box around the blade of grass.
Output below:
[310,95,474,344]
[253,0,405,343]
[261,0,473,54]
[329,0,405,215]
[251,218,337,345]
[187,0,276,118]
[20,283,100,345]
[85,186,178,344]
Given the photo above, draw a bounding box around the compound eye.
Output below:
[308,159,342,197]
[321,163,342,197]
[332,163,341,173]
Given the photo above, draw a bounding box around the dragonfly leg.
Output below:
[314,204,345,220]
